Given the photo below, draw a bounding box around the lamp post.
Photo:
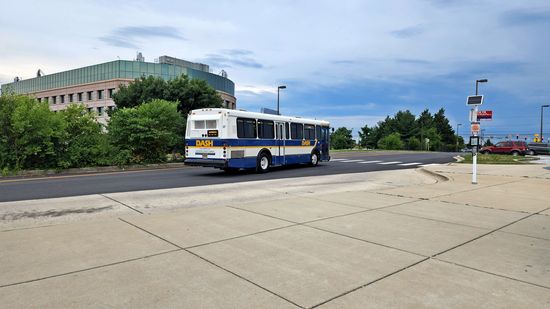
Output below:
[456,123,462,152]
[476,79,488,96]
[472,79,488,185]
[542,105,549,142]
[277,85,286,115]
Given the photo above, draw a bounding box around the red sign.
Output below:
[477,110,493,120]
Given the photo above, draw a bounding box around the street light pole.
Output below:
[456,123,462,152]
[277,85,286,115]
[541,105,549,142]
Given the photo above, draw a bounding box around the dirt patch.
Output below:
[1,206,114,220]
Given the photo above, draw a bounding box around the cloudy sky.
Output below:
[1,0,549,139]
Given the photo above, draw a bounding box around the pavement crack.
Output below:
[100,194,143,214]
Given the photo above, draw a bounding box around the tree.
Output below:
[423,127,442,151]
[108,100,184,164]
[407,136,421,150]
[358,124,373,148]
[10,96,65,169]
[112,76,168,109]
[378,133,404,150]
[331,127,354,149]
[57,104,109,168]
[112,74,223,115]
[393,110,417,140]
[484,139,493,147]
[167,75,223,115]
[433,108,455,150]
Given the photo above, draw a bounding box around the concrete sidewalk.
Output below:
[0,164,549,308]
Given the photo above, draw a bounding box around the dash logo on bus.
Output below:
[196,140,214,147]
[301,140,311,146]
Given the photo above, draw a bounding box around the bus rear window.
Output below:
[194,120,217,129]
[237,118,257,138]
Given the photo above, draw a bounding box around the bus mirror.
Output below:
[331,127,335,133]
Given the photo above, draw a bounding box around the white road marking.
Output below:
[358,160,382,163]
[420,163,441,167]
[330,158,346,161]
[339,159,364,163]
[398,162,422,166]
[377,161,402,165]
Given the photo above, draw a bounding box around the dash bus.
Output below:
[184,108,330,172]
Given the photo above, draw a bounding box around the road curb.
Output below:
[0,163,189,179]
[417,167,450,183]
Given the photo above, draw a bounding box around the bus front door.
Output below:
[276,122,286,165]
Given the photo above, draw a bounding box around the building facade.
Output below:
[0,56,236,123]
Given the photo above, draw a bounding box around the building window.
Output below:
[52,96,57,104]
[97,107,104,116]
[44,97,49,103]
[87,91,93,101]
[69,94,74,103]
[60,95,65,104]
[97,89,104,100]
[37,98,41,103]
[87,107,93,113]
[108,106,114,111]
[108,88,115,98]
[77,93,83,102]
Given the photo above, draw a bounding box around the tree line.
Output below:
[331,108,464,151]
[0,74,222,173]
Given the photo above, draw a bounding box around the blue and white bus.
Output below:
[184,108,330,172]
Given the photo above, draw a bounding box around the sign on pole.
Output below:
[471,122,481,135]
[477,110,493,120]
[467,95,483,105]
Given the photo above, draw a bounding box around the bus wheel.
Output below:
[257,152,270,173]
[310,152,319,166]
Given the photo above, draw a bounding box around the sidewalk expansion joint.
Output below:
[118,217,305,308]
[431,206,550,259]
[437,199,533,214]
[434,259,550,290]
[309,257,430,309]
[0,249,181,289]
[100,194,143,214]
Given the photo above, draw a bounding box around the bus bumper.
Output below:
[184,158,228,169]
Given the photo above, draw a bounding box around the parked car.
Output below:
[479,141,529,156]
[527,142,550,155]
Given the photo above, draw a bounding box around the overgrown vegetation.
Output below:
[0,73,221,173]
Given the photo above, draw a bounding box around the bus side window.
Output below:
[237,117,257,138]
[304,124,315,140]
[291,123,303,139]
[316,125,321,140]
[258,119,275,139]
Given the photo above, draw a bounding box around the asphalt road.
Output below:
[0,151,457,202]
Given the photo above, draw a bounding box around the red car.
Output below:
[479,141,528,156]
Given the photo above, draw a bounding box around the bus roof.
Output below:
[190,108,330,126]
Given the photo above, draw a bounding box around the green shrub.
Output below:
[378,133,404,150]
